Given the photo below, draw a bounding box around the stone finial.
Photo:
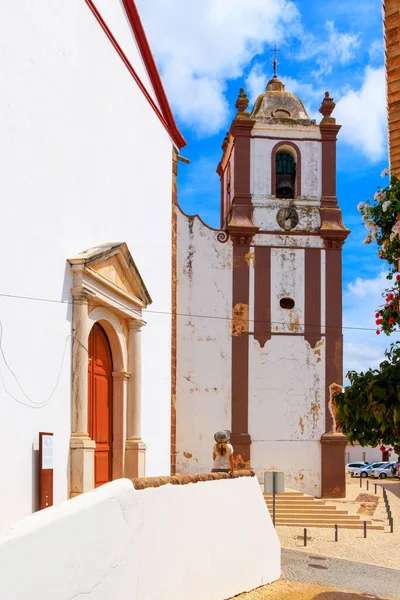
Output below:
[235,88,250,115]
[319,91,336,121]
[221,131,230,152]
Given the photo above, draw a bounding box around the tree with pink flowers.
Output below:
[334,171,400,455]
[358,170,400,335]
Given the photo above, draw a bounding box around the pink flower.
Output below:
[389,317,395,325]
[376,330,381,335]
[396,275,400,281]
[381,168,390,177]
[375,312,380,318]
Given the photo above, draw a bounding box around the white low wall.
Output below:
[0,476,280,600]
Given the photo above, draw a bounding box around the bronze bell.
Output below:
[276,152,296,198]
[276,172,295,198]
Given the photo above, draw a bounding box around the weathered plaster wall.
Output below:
[249,336,325,496]
[0,477,281,600]
[253,200,321,232]
[176,213,326,494]
[270,249,305,333]
[0,0,173,524]
[176,212,232,473]
[252,234,324,248]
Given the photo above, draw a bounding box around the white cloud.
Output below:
[297,21,360,77]
[343,272,400,381]
[135,0,301,134]
[369,39,384,64]
[335,66,387,162]
[245,62,267,103]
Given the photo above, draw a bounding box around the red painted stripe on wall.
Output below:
[254,246,271,347]
[231,245,251,464]
[304,248,321,348]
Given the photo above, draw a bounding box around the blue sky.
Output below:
[137,0,400,376]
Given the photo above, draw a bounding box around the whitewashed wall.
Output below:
[0,478,281,600]
[176,212,232,473]
[0,0,173,524]
[346,445,399,464]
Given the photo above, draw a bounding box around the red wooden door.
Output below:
[88,323,113,488]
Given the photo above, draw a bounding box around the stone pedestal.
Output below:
[321,432,347,498]
[125,439,147,478]
[70,435,96,495]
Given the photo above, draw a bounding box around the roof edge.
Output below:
[121,0,186,149]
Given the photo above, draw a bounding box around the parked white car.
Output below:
[346,462,368,474]
[351,462,387,478]
[370,462,398,479]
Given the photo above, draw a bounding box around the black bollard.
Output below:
[360,477,362,488]
[364,520,367,538]
[374,483,377,495]
[390,518,394,534]
[304,528,307,547]
[367,479,369,491]
[335,524,338,542]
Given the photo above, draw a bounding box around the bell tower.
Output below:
[217,73,350,497]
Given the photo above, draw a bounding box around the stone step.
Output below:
[265,502,328,509]
[264,496,326,503]
[263,491,315,500]
[262,488,387,529]
[267,508,348,515]
[274,515,367,523]
[275,522,385,530]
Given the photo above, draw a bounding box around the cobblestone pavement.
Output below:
[281,549,400,599]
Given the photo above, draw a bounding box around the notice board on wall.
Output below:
[39,432,53,510]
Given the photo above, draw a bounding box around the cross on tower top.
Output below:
[271,44,280,77]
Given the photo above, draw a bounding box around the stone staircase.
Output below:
[263,489,385,529]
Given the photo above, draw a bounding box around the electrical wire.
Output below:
[0,322,88,410]
[0,291,398,334]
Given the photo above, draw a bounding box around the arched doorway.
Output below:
[88,323,113,488]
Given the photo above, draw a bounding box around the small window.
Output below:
[276,151,296,199]
[280,297,295,309]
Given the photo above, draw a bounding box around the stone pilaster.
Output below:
[70,289,95,496]
[125,319,146,479]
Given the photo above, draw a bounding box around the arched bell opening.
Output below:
[276,151,296,199]
[271,141,302,198]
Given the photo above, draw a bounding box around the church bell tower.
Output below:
[217,72,350,497]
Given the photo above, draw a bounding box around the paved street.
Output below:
[282,549,400,599]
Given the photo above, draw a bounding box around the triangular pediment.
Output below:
[68,242,152,307]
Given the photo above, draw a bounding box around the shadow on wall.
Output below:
[31,444,39,513]
[61,260,73,323]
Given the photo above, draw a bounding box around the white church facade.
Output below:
[0,0,185,525]
[175,75,350,497]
